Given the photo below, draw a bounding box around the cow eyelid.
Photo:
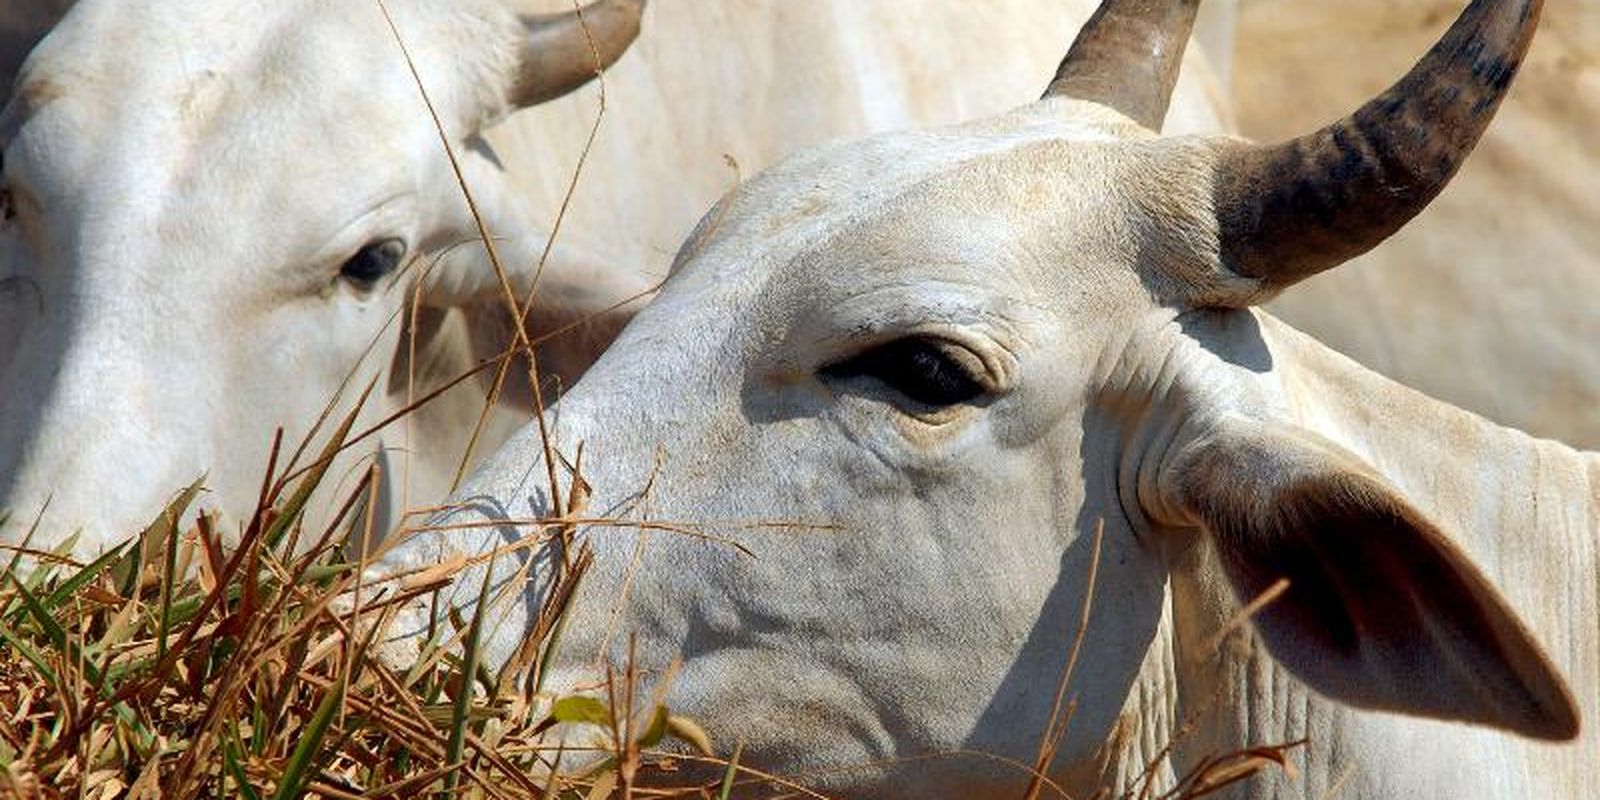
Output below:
[820,337,991,408]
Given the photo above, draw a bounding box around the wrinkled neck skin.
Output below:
[1118,309,1600,799]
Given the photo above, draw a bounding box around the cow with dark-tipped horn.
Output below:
[4,1,1233,558]
[380,0,1592,796]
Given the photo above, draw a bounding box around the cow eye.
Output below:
[822,338,989,408]
[340,238,407,288]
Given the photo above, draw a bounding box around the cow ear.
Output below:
[415,147,655,393]
[421,233,652,397]
[420,222,654,318]
[1161,417,1579,741]
[466,257,652,401]
[420,151,657,315]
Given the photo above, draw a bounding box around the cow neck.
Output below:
[1098,587,1186,792]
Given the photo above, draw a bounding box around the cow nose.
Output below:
[0,469,212,560]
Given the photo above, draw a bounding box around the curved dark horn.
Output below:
[508,0,646,108]
[1215,0,1542,290]
[1043,0,1201,130]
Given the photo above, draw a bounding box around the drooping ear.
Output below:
[419,217,654,316]
[415,142,656,392]
[420,144,656,307]
[421,228,653,394]
[1159,415,1579,741]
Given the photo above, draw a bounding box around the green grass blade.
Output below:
[301,563,355,585]
[7,570,71,654]
[4,571,143,734]
[108,478,204,598]
[264,380,375,552]
[440,559,495,799]
[36,541,128,618]
[16,527,74,601]
[18,561,60,600]
[717,741,745,800]
[270,678,344,800]
[0,619,58,683]
[224,727,262,800]
[549,696,610,728]
[250,702,268,759]
[148,479,206,660]
[2,503,46,595]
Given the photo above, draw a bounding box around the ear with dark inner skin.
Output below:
[413,140,656,396]
[417,227,652,402]
[464,268,648,404]
[1155,415,1579,741]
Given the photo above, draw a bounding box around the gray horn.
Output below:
[1043,0,1202,130]
[1214,0,1543,291]
[509,0,646,108]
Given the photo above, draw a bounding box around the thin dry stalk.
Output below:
[1023,519,1105,800]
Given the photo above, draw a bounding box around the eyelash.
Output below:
[820,338,988,408]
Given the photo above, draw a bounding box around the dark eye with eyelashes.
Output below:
[340,238,407,289]
[821,337,990,408]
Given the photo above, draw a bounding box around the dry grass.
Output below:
[0,394,735,799]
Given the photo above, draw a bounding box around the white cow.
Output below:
[381,0,1596,797]
[0,0,1234,556]
[0,0,655,554]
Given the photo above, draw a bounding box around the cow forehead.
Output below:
[14,0,512,155]
[24,2,311,108]
[666,104,1197,327]
[5,0,525,284]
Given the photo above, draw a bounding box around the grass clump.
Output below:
[0,475,1303,800]
[0,399,716,800]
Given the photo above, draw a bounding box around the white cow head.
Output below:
[384,0,1579,795]
[0,0,647,554]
